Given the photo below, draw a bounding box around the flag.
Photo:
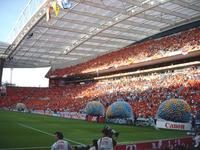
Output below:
[52,1,60,16]
[62,0,72,9]
[57,0,63,9]
[46,7,51,21]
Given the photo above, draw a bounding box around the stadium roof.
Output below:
[3,0,200,68]
[0,42,9,58]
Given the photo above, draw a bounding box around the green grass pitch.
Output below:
[0,110,190,150]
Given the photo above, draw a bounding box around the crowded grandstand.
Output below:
[1,27,199,116]
[0,0,200,150]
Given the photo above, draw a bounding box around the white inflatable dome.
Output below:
[16,103,26,111]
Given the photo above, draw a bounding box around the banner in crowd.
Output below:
[156,119,192,131]
[106,118,133,125]
[32,110,86,120]
[86,115,105,123]
[115,137,192,150]
[86,115,97,122]
[32,110,49,115]
[59,112,86,120]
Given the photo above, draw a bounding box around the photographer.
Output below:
[51,131,72,150]
[97,125,118,150]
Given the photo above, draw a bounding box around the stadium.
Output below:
[0,0,200,150]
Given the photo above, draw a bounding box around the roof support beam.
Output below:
[70,9,108,20]
[14,53,77,64]
[99,32,143,41]
[172,0,200,12]
[111,26,152,36]
[70,9,160,31]
[37,24,88,34]
[27,37,129,47]
[22,41,119,51]
[136,13,173,24]
[16,49,60,55]
[79,0,126,15]
[6,61,39,68]
[78,0,175,24]
[37,24,140,41]
[121,0,190,19]
[153,7,190,19]
[72,49,103,54]
[81,43,117,50]
[12,57,46,63]
[15,54,53,60]
[32,31,79,40]
[0,58,4,86]
[89,37,132,44]
[47,17,153,36]
[75,47,110,52]
[160,15,200,32]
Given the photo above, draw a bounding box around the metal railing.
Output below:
[7,0,45,43]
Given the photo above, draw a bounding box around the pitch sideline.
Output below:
[0,146,50,150]
[17,123,84,145]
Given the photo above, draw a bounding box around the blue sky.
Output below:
[0,0,27,43]
[1,0,49,87]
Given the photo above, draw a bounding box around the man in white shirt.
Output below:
[194,132,200,148]
[97,136,113,150]
[97,126,116,150]
[51,131,72,150]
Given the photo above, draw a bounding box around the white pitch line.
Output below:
[17,123,84,145]
[0,146,50,150]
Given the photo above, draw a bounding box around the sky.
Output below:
[1,0,49,87]
[0,0,27,42]
[3,68,50,87]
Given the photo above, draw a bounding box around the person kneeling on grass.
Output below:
[51,131,72,150]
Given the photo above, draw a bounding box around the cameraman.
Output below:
[51,131,72,150]
[97,126,117,150]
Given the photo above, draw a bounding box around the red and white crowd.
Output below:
[1,67,199,118]
[47,27,200,78]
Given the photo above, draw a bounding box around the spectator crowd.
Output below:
[47,27,200,78]
[1,67,199,119]
[1,27,200,119]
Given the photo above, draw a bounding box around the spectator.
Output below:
[51,131,72,150]
[191,115,196,131]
